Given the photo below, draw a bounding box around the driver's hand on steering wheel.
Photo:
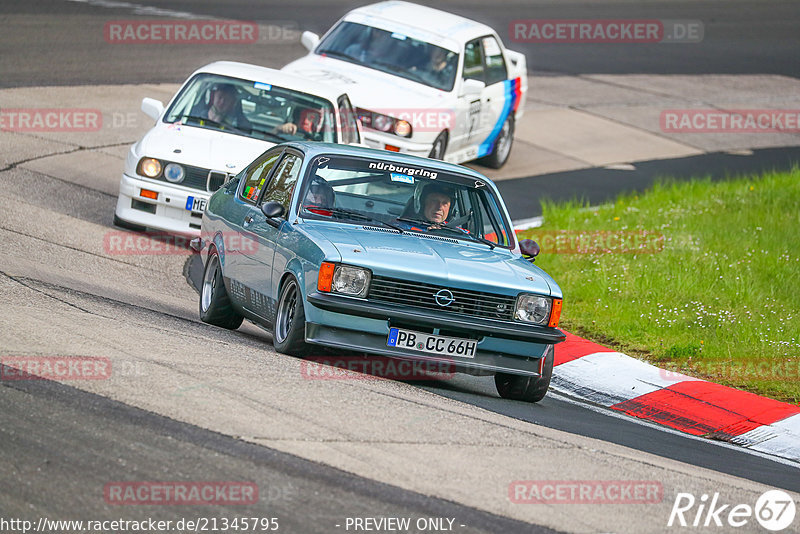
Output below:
[277,122,298,135]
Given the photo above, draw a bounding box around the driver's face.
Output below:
[211,89,236,114]
[423,192,451,223]
[301,111,320,133]
[305,185,329,206]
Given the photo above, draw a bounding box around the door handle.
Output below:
[243,215,254,226]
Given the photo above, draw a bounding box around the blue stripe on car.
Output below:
[476,78,519,158]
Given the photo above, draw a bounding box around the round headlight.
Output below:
[394,120,412,137]
[332,265,371,297]
[163,163,185,183]
[515,295,551,325]
[139,158,162,178]
[372,114,393,132]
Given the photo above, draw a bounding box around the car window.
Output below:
[338,95,360,145]
[239,152,281,204]
[482,36,508,86]
[463,39,484,82]
[259,153,303,210]
[316,21,457,92]
[163,73,338,143]
[300,155,513,248]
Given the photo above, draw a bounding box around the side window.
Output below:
[338,95,360,145]
[239,152,281,204]
[260,153,303,210]
[482,36,508,86]
[463,39,484,82]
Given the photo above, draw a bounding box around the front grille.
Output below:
[368,275,516,321]
[153,165,230,192]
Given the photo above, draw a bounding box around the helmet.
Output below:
[305,176,335,208]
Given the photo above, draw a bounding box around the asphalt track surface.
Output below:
[3,0,800,532]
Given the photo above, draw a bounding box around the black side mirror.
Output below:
[261,201,286,218]
[519,239,540,262]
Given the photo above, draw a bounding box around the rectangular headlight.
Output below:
[332,265,371,298]
[515,294,552,325]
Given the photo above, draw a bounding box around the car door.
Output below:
[225,148,283,306]
[475,35,512,158]
[240,150,304,322]
[451,38,486,154]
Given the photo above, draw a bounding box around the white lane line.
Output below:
[548,389,800,469]
[65,0,210,20]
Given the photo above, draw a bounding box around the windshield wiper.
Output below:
[179,115,249,135]
[306,206,405,233]
[396,216,432,228]
[317,49,361,63]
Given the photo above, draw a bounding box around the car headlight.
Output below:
[393,119,411,137]
[138,157,162,178]
[372,114,393,132]
[317,263,371,298]
[515,294,552,325]
[163,163,185,183]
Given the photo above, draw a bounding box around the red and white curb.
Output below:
[553,332,800,463]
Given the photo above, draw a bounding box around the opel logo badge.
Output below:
[434,289,455,307]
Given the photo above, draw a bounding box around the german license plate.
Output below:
[186,196,207,213]
[387,328,477,358]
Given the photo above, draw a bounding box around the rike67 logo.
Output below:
[668,490,796,531]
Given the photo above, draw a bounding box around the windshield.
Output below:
[299,155,512,247]
[164,73,337,143]
[316,22,458,92]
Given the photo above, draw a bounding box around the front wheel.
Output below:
[273,276,309,356]
[478,115,514,169]
[495,346,553,403]
[199,247,244,330]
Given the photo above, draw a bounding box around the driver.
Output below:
[195,83,252,131]
[303,176,335,209]
[398,182,457,230]
[276,108,323,139]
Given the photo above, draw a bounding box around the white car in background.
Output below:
[282,0,527,169]
[114,61,361,235]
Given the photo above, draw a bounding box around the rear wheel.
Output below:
[428,131,448,160]
[273,276,309,356]
[199,248,243,329]
[495,346,553,403]
[479,115,514,169]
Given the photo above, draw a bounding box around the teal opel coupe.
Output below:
[195,142,565,402]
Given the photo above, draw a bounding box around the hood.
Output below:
[134,122,273,173]
[301,220,554,297]
[283,55,450,112]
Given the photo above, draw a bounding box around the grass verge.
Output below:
[519,168,800,404]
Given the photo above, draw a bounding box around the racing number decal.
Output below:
[467,99,481,141]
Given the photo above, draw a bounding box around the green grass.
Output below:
[519,169,800,404]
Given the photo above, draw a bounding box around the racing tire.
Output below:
[199,247,244,330]
[113,214,147,233]
[428,131,448,160]
[273,276,309,356]
[479,115,514,169]
[494,346,553,403]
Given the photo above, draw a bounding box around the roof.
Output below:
[343,1,496,48]
[191,61,347,102]
[286,141,499,188]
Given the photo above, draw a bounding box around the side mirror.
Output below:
[261,201,286,219]
[519,239,540,262]
[301,31,320,52]
[460,78,485,97]
[141,97,165,121]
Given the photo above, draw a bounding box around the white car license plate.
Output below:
[387,327,477,358]
[186,196,207,213]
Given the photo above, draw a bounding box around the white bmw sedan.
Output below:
[114,61,361,235]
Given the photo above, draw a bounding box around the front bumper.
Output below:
[115,173,208,235]
[305,292,564,377]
